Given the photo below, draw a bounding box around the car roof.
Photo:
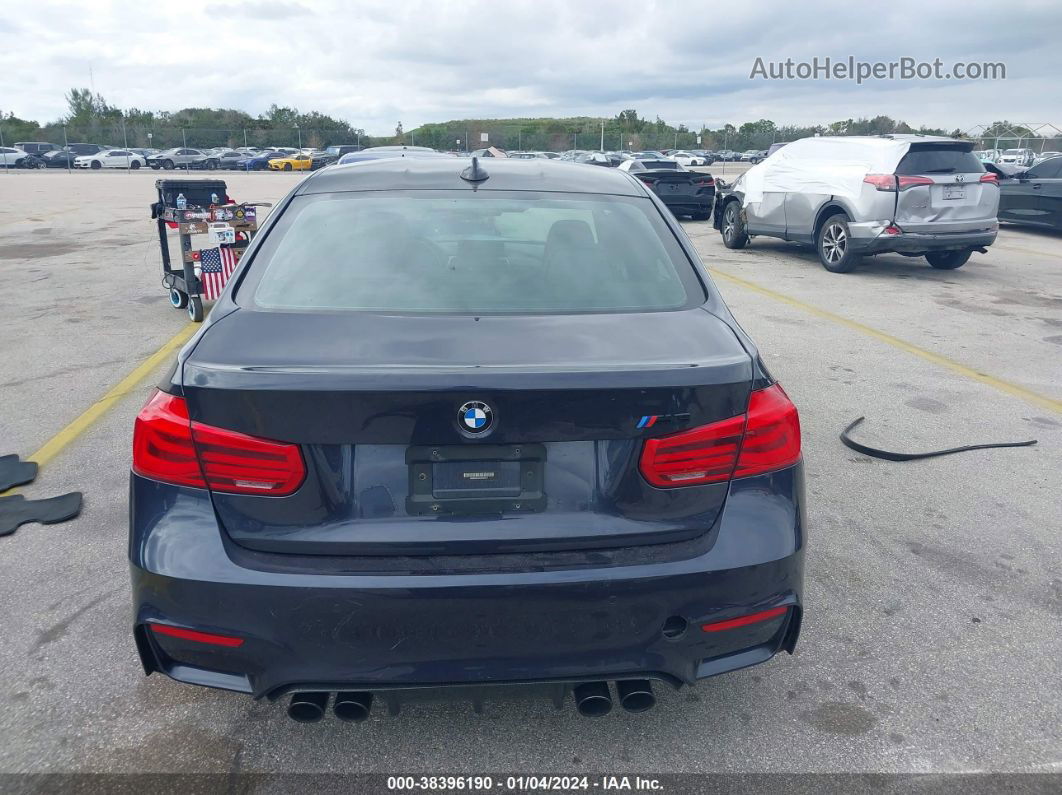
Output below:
[299,157,644,196]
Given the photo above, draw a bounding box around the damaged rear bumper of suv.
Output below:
[129,465,806,704]
[848,220,998,255]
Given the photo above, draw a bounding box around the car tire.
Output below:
[91,160,102,169]
[817,213,861,273]
[721,200,749,249]
[206,160,218,170]
[162,160,174,170]
[130,160,141,170]
[925,250,971,270]
[283,163,293,171]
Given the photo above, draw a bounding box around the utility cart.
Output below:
[151,179,267,321]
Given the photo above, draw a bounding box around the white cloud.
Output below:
[1,0,1059,134]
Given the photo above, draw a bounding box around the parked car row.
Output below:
[0,141,358,171]
[973,148,1062,168]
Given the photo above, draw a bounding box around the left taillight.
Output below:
[132,390,305,496]
[638,384,801,488]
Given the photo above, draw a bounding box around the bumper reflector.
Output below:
[701,606,788,633]
[149,623,245,647]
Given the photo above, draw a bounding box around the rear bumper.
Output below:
[849,220,998,254]
[129,466,806,700]
[659,195,714,216]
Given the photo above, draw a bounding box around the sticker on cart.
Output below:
[208,222,236,246]
[240,206,257,223]
[211,207,235,222]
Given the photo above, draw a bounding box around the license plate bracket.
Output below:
[943,185,966,200]
[406,444,546,516]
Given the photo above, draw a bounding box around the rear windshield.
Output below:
[896,145,985,175]
[245,191,702,314]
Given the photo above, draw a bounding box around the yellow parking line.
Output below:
[709,268,1062,415]
[26,324,197,469]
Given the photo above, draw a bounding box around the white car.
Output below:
[73,149,148,169]
[0,146,30,168]
[997,148,1035,167]
[670,151,707,167]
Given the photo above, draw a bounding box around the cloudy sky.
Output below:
[2,0,1060,135]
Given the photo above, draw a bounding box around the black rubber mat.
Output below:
[0,492,83,537]
[0,454,38,493]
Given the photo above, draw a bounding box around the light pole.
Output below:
[295,124,302,149]
[456,138,461,153]
[600,120,604,151]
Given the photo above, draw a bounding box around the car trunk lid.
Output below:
[893,142,998,233]
[181,308,753,556]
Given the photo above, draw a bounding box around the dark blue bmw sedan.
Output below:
[129,157,805,722]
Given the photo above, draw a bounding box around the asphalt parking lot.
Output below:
[0,170,1059,776]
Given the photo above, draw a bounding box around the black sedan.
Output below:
[129,157,804,722]
[41,150,79,168]
[998,157,1062,230]
[619,158,715,219]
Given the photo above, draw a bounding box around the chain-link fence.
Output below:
[962,124,1062,157]
[411,123,709,153]
[0,121,716,162]
[18,124,365,151]
[11,118,1055,161]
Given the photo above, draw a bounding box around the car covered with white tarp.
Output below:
[713,135,999,272]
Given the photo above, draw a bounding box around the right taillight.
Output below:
[133,390,305,496]
[638,384,801,488]
[733,383,801,478]
[980,172,999,184]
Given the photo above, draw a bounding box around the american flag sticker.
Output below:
[197,246,239,301]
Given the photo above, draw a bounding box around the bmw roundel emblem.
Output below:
[458,401,493,434]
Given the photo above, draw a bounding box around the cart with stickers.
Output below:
[151,179,270,321]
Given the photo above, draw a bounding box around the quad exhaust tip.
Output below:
[573,682,613,717]
[287,691,329,723]
[617,679,656,713]
[289,681,653,721]
[334,691,374,722]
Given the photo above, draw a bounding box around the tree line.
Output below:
[0,91,1051,153]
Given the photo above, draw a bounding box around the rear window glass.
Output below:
[896,145,984,175]
[245,192,702,314]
